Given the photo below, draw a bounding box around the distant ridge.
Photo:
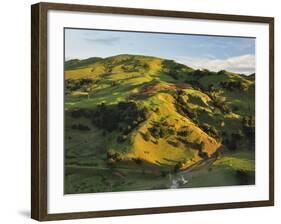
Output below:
[65,57,103,70]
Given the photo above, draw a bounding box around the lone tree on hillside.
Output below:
[198,141,209,159]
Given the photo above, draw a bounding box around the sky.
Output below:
[65,28,255,74]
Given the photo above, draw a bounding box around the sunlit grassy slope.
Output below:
[64,54,255,173]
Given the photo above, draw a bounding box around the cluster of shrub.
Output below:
[107,150,122,161]
[199,123,220,141]
[70,108,92,119]
[168,68,246,116]
[177,129,189,137]
[212,95,231,114]
[141,118,197,146]
[106,57,147,73]
[174,90,226,134]
[106,150,122,168]
[71,123,91,131]
[242,116,255,151]
[65,78,93,92]
[222,116,255,151]
[184,80,204,91]
[220,80,248,91]
[162,60,189,80]
[147,120,175,141]
[174,90,200,124]
[183,70,219,91]
[242,116,255,136]
[185,70,251,97]
[95,102,148,130]
[198,141,209,160]
[121,61,148,73]
[173,161,185,173]
[175,136,201,151]
[173,141,208,172]
[222,130,244,151]
[93,102,149,143]
[70,101,149,143]
[190,69,217,78]
[163,60,229,82]
[103,63,114,73]
[139,131,150,142]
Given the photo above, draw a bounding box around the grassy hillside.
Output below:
[64,54,255,194]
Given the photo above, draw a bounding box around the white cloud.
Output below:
[176,54,255,75]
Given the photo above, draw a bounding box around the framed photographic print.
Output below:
[31,2,274,221]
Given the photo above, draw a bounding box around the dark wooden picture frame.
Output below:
[31,2,274,221]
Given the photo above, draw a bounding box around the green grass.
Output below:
[64,54,255,193]
[214,151,255,172]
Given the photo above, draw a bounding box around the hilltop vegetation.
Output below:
[64,54,255,194]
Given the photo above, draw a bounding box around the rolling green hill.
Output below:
[64,54,255,194]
